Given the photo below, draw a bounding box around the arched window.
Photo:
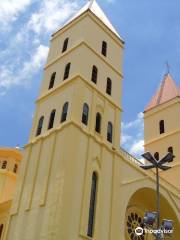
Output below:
[106,78,112,95]
[2,161,7,169]
[87,172,98,237]
[101,41,107,57]
[0,224,4,239]
[48,72,56,89]
[82,103,89,126]
[154,152,159,161]
[168,146,173,154]
[168,147,174,161]
[36,116,44,136]
[91,65,98,84]
[63,62,71,80]
[62,38,69,53]
[95,112,101,133]
[48,110,56,130]
[13,164,18,174]
[107,122,113,143]
[159,120,165,134]
[61,102,69,123]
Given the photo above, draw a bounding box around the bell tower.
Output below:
[5,1,124,240]
[144,73,180,189]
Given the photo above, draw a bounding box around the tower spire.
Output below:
[89,0,94,7]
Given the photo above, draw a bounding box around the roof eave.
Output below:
[52,9,124,45]
[144,95,180,113]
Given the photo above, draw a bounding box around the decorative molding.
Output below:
[44,41,123,78]
[36,75,122,111]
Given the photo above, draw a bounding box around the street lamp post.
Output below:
[140,152,174,239]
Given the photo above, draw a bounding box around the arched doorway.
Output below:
[125,188,180,240]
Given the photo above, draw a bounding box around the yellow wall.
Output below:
[47,14,123,73]
[0,148,22,240]
[144,89,180,189]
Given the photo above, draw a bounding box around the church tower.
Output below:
[144,73,180,189]
[5,1,124,239]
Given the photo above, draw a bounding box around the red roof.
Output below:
[145,74,180,111]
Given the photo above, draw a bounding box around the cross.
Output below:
[166,61,170,74]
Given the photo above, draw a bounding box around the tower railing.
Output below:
[119,147,144,166]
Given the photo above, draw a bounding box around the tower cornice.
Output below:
[44,41,123,77]
[144,96,180,117]
[36,74,122,112]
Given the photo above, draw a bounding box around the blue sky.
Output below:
[0,0,180,159]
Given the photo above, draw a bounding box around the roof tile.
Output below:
[145,74,180,111]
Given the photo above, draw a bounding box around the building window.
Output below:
[106,78,112,95]
[63,62,71,80]
[13,164,18,174]
[107,122,113,143]
[101,41,107,57]
[126,212,145,240]
[2,161,7,169]
[168,147,174,161]
[159,120,165,134]
[87,172,98,238]
[49,72,56,89]
[62,38,69,53]
[36,116,44,136]
[91,65,98,84]
[154,152,159,161]
[61,102,69,123]
[0,224,4,239]
[82,103,89,126]
[48,110,56,130]
[168,146,173,154]
[95,112,101,133]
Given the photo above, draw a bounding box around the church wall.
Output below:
[145,131,180,164]
[144,99,180,171]
[78,44,122,104]
[39,43,122,105]
[6,120,120,240]
[144,100,180,142]
[31,73,121,146]
[116,158,180,240]
[47,14,123,72]
[5,120,180,240]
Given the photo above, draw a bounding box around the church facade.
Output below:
[1,1,180,240]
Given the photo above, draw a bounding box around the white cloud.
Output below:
[122,112,144,130]
[0,45,49,90]
[121,134,132,145]
[24,44,49,73]
[28,0,79,34]
[0,0,82,94]
[0,0,34,28]
[121,112,144,159]
[130,140,144,156]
